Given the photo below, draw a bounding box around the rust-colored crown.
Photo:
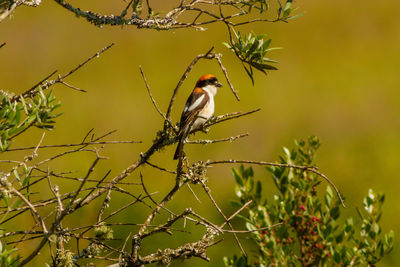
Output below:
[197,74,216,82]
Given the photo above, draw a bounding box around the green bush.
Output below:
[224,137,394,266]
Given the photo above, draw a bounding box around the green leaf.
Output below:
[284,0,293,11]
[246,176,254,192]
[232,168,244,187]
[2,195,9,208]
[242,64,254,85]
[14,105,21,124]
[222,42,232,50]
[255,181,262,201]
[286,11,305,20]
[333,250,341,263]
[13,170,20,183]
[330,206,340,220]
[246,222,257,231]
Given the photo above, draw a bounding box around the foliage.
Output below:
[223,30,279,84]
[1,1,394,266]
[0,89,60,152]
[224,137,394,266]
[0,240,20,266]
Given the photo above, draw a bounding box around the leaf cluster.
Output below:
[224,137,394,266]
[223,31,278,84]
[0,88,61,152]
[0,240,20,266]
[277,0,303,21]
[240,0,270,14]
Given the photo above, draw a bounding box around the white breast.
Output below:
[191,90,215,130]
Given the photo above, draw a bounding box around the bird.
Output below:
[173,74,222,160]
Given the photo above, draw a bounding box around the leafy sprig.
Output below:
[224,137,394,266]
[0,88,61,152]
[223,30,279,84]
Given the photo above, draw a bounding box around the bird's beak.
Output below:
[216,81,223,87]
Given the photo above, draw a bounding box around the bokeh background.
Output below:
[1,0,399,266]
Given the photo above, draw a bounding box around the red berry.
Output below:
[299,205,306,211]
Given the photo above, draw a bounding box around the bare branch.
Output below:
[199,179,246,256]
[139,65,169,122]
[6,140,141,152]
[206,159,345,208]
[187,133,248,144]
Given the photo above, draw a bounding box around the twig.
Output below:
[67,155,102,211]
[57,78,87,92]
[6,140,141,152]
[186,184,201,203]
[187,133,248,144]
[145,161,176,174]
[215,55,240,101]
[59,43,114,80]
[139,65,168,121]
[205,108,261,127]
[119,232,132,261]
[223,223,283,233]
[10,188,48,235]
[97,189,112,223]
[206,159,345,208]
[199,180,246,256]
[220,200,253,228]
[81,128,94,143]
[14,69,58,101]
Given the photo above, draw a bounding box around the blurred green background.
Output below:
[1,0,399,266]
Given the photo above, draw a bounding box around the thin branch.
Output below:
[215,55,240,101]
[139,65,169,122]
[10,188,48,235]
[6,140,141,152]
[0,2,19,22]
[220,200,253,228]
[199,180,246,256]
[145,161,176,174]
[206,159,345,208]
[204,108,261,127]
[59,43,114,80]
[12,69,58,102]
[223,223,283,233]
[57,78,87,92]
[187,133,248,144]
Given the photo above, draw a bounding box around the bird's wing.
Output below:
[178,88,209,134]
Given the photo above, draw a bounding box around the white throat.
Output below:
[202,84,218,96]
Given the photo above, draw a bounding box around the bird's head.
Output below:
[195,74,222,95]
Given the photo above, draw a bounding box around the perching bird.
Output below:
[173,74,222,160]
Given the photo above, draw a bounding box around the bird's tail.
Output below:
[173,134,185,160]
[173,130,187,160]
